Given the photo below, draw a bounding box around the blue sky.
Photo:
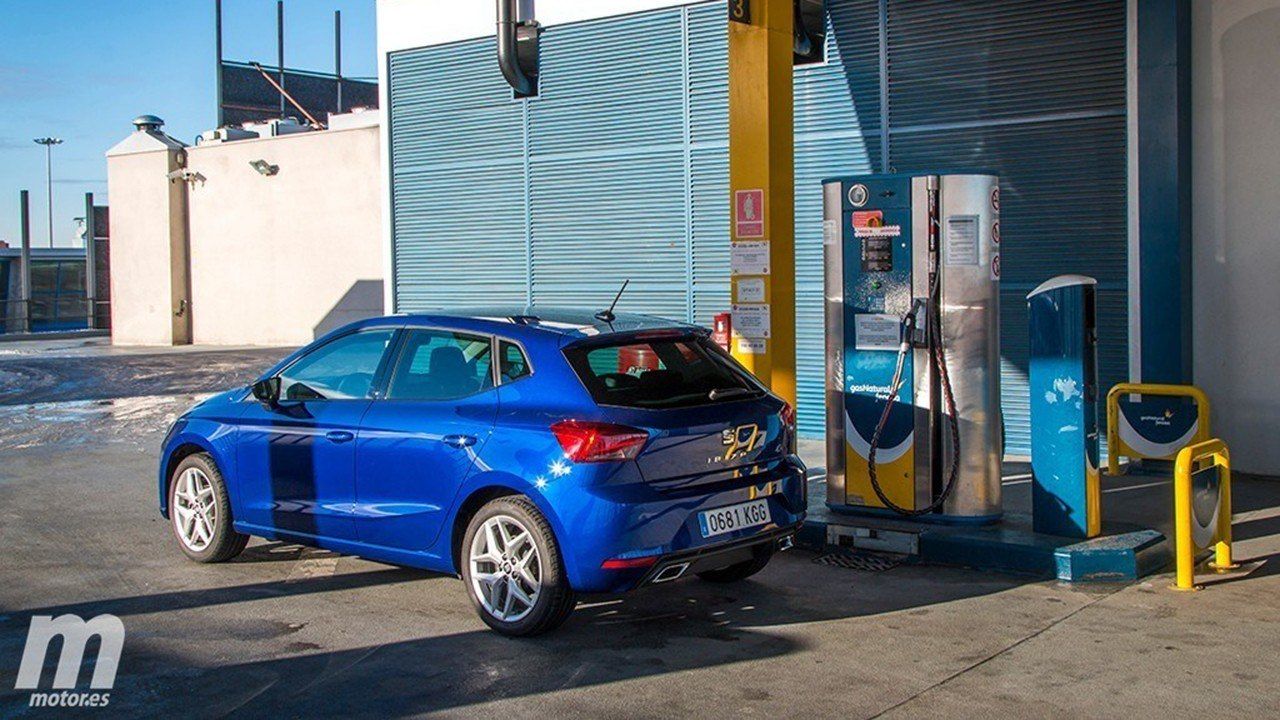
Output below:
[0,0,377,247]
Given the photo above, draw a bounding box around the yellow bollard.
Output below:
[1210,446,1238,573]
[1171,439,1234,591]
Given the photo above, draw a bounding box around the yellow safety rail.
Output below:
[1172,439,1236,590]
[1106,383,1211,475]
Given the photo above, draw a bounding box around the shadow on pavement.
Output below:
[0,549,1022,718]
[0,568,428,622]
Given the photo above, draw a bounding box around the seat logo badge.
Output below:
[716,423,762,464]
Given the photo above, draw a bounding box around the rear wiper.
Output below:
[708,387,755,401]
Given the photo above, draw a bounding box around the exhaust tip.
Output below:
[651,562,690,584]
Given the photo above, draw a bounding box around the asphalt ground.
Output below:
[2,339,1278,718]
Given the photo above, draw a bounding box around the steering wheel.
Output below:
[336,372,373,398]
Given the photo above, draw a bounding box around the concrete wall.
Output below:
[1192,0,1280,475]
[106,122,383,347]
[184,125,384,346]
[105,137,191,345]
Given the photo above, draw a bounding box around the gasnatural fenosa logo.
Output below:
[14,614,124,709]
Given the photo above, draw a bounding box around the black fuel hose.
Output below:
[866,279,962,517]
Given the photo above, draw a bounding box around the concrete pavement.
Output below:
[1,342,1277,718]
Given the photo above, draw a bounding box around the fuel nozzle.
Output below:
[904,298,930,348]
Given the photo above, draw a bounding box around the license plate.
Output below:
[698,499,771,538]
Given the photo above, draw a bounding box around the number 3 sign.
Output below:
[729,0,751,24]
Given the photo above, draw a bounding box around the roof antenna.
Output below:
[595,279,630,323]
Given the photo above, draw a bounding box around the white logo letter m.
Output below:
[15,614,124,690]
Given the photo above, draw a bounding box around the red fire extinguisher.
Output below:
[712,312,732,351]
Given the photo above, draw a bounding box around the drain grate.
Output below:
[813,548,905,572]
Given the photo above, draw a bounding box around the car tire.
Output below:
[169,453,249,563]
[696,548,773,583]
[461,496,575,636]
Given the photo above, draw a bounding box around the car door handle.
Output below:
[443,434,477,449]
[325,430,355,444]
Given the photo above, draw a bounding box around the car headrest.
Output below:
[429,345,471,379]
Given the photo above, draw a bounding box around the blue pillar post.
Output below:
[1135,0,1193,384]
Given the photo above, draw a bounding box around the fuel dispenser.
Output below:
[823,173,1002,523]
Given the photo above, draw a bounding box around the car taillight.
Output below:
[779,402,796,452]
[780,402,796,432]
[551,420,649,463]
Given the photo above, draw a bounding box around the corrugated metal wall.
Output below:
[882,0,1129,454]
[388,0,1128,451]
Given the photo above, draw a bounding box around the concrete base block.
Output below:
[1054,529,1168,582]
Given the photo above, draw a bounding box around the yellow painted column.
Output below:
[728,0,796,408]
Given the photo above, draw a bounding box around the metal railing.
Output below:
[0,298,110,335]
[1105,382,1211,475]
[1173,438,1236,590]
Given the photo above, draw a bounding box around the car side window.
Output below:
[278,329,395,401]
[387,330,494,401]
[499,341,532,383]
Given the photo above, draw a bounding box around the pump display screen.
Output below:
[861,236,894,272]
[853,210,898,272]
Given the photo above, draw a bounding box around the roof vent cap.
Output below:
[132,115,165,133]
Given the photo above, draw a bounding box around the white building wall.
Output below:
[1192,0,1280,475]
[105,134,191,346]
[184,126,385,346]
[107,124,384,348]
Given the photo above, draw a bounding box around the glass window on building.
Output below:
[29,259,88,332]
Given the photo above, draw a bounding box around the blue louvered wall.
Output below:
[388,0,1128,452]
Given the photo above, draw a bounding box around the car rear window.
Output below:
[565,335,763,409]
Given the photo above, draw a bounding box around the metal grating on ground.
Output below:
[813,548,905,572]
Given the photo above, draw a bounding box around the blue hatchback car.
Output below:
[159,307,806,635]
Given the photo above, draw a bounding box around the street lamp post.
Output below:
[33,137,63,247]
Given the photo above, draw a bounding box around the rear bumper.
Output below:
[555,455,808,593]
[639,524,799,585]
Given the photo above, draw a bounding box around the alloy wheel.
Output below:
[469,514,542,623]
[173,467,218,552]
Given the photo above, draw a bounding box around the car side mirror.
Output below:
[251,377,281,406]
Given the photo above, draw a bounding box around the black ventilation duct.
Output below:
[497,0,541,97]
[793,0,827,66]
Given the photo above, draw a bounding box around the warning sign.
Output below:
[945,215,979,266]
[854,314,901,351]
[992,221,1001,245]
[730,241,770,275]
[852,210,883,229]
[734,277,766,303]
[732,304,771,339]
[991,186,1000,212]
[990,253,1001,281]
[853,225,901,238]
[735,189,764,238]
